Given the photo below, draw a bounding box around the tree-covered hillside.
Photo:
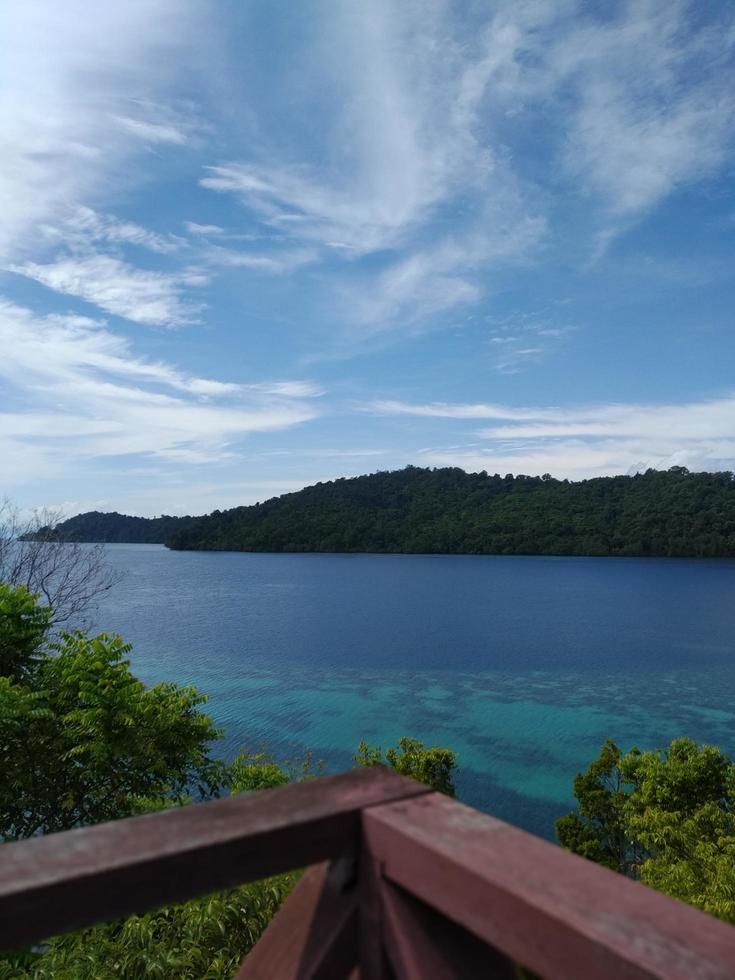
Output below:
[167,466,735,557]
[34,510,196,544]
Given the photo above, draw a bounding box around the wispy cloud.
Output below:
[0,1,205,260]
[184,222,225,236]
[555,4,735,224]
[345,200,545,331]
[371,394,735,478]
[199,0,735,328]
[199,0,546,329]
[202,243,318,275]
[111,114,188,146]
[0,299,321,479]
[486,312,577,374]
[247,381,325,399]
[199,0,478,259]
[6,254,207,327]
[473,1,735,243]
[47,207,185,255]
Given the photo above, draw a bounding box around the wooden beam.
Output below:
[0,768,430,950]
[236,859,358,979]
[363,792,735,980]
[358,851,392,980]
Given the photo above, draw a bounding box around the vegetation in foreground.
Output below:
[45,465,735,558]
[556,737,735,923]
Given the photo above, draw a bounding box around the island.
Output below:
[39,465,735,558]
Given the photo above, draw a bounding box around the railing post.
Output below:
[358,849,391,979]
[236,858,358,979]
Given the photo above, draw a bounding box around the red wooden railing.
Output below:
[2,767,735,978]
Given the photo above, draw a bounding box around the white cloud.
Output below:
[421,439,735,481]
[199,1,735,328]
[0,1,204,261]
[184,222,225,235]
[554,4,735,221]
[247,381,325,399]
[111,115,187,145]
[202,0,735,330]
[6,254,206,326]
[52,207,184,254]
[202,244,317,275]
[341,193,545,331]
[368,400,549,420]
[470,1,735,232]
[199,0,479,258]
[200,0,547,328]
[0,299,321,478]
[485,313,576,374]
[371,394,735,478]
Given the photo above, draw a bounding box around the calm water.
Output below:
[88,546,735,839]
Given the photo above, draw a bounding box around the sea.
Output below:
[88,545,735,840]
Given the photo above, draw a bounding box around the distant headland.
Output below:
[31,465,735,559]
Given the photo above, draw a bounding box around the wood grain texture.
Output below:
[363,792,735,980]
[0,768,429,950]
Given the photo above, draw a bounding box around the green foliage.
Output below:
[627,740,735,921]
[0,587,224,841]
[555,739,640,873]
[0,584,51,680]
[557,737,735,922]
[355,736,457,796]
[165,465,735,558]
[228,750,290,793]
[227,747,323,794]
[0,875,297,979]
[31,510,197,544]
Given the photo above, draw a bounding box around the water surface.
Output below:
[89,547,735,839]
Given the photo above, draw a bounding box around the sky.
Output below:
[1,0,734,517]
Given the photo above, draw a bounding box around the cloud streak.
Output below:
[6,254,207,327]
[0,299,322,479]
[371,394,735,479]
[198,0,735,329]
[0,0,204,261]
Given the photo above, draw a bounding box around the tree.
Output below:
[0,581,51,679]
[555,739,641,874]
[0,584,224,841]
[227,747,323,793]
[0,500,120,626]
[626,740,735,921]
[556,737,735,923]
[165,466,735,560]
[354,736,457,796]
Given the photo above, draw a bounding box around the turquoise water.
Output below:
[89,546,735,839]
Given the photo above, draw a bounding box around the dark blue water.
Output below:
[89,547,735,839]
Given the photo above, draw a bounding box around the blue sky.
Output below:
[1,0,734,516]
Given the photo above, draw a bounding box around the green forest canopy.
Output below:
[38,466,735,558]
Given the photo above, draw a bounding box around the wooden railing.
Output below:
[2,767,735,978]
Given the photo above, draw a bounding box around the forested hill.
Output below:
[167,466,735,558]
[36,510,196,544]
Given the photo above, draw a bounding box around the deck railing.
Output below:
[2,767,735,978]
